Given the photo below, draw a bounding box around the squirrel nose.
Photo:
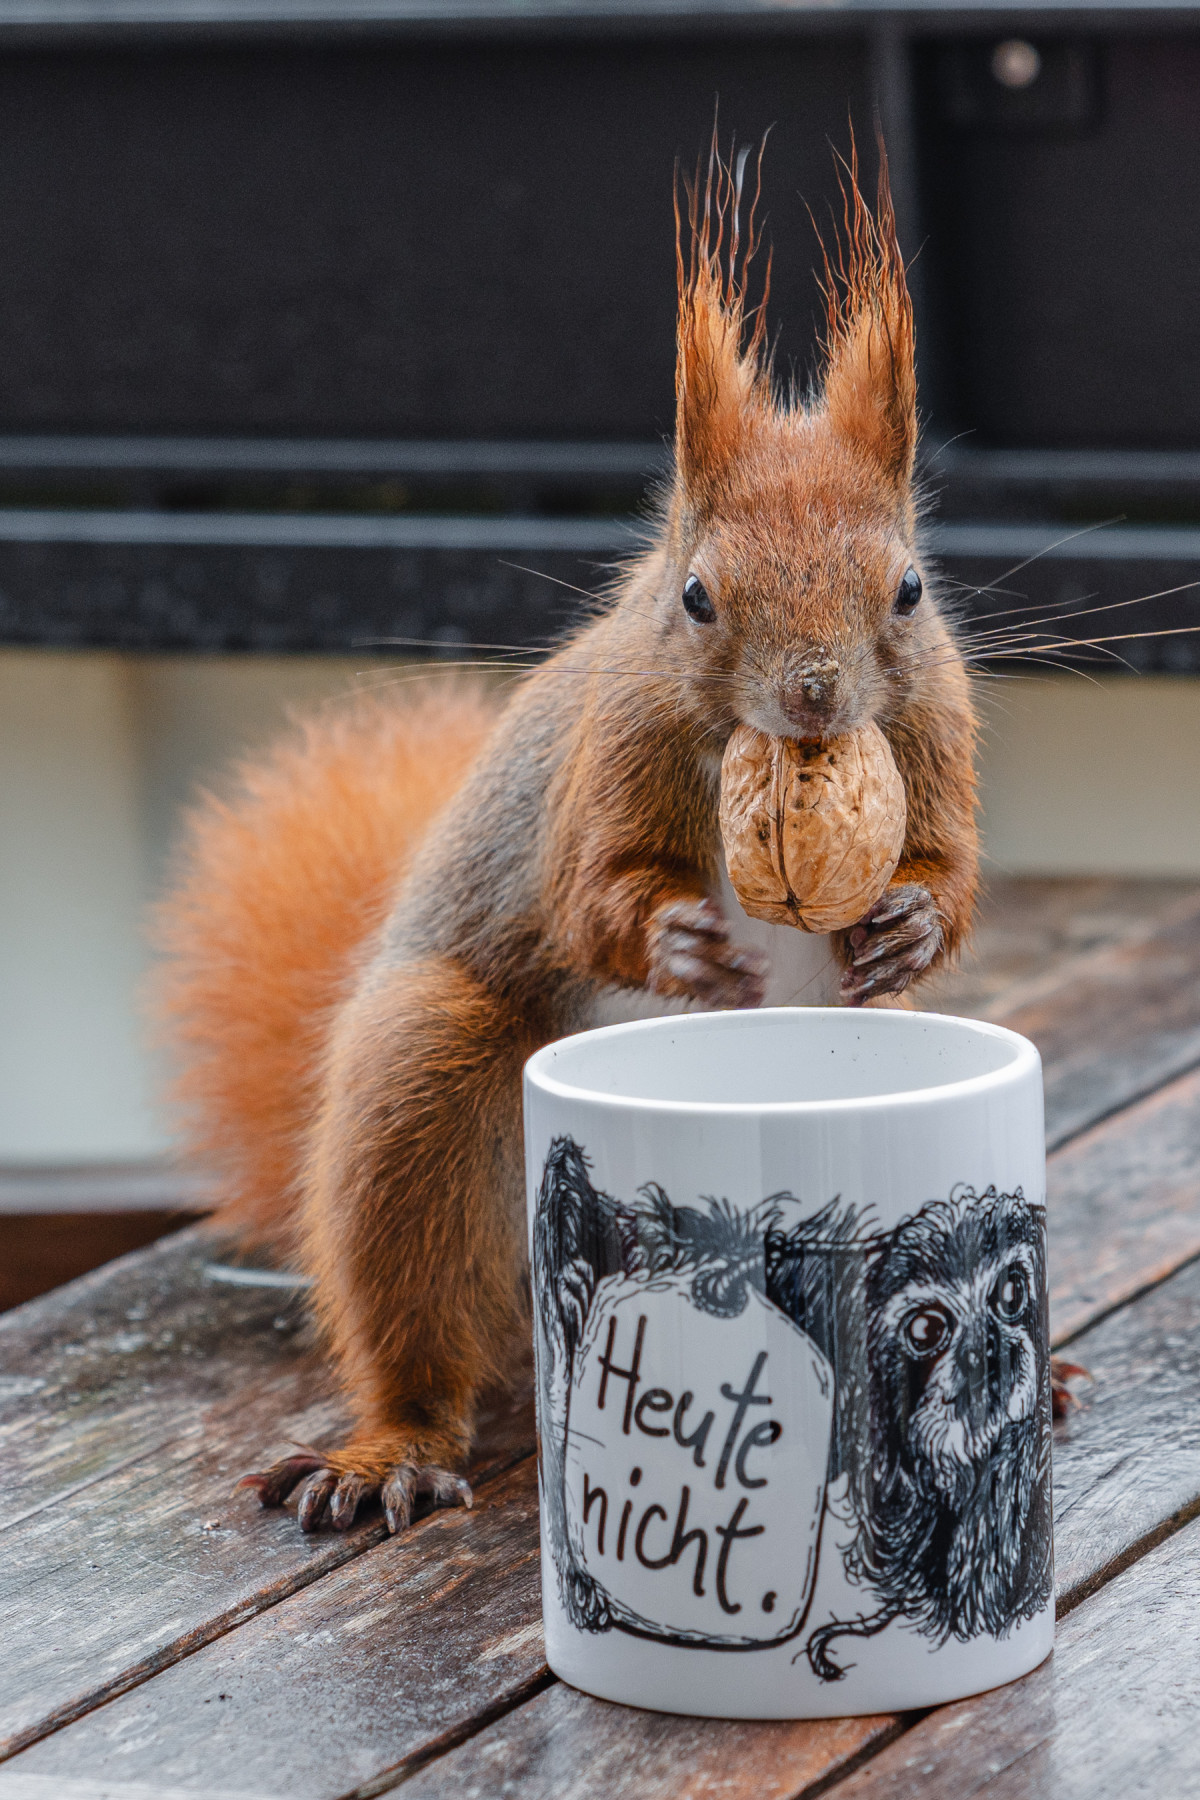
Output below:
[781,658,840,732]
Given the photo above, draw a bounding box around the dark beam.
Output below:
[0,507,1195,665]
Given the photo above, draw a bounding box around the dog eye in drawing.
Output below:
[988,1264,1029,1323]
[900,1303,955,1359]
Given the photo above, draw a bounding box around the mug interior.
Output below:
[527,1008,1033,1109]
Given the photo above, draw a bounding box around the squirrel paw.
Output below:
[237,1447,473,1535]
[647,897,768,1009]
[840,884,944,1005]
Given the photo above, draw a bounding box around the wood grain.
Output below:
[0,1226,322,1522]
[1047,1064,1200,1344]
[324,1251,1200,1800]
[0,1369,365,1757]
[1,876,1196,1794]
[820,1508,1200,1800]
[0,1227,533,1758]
[1,879,1185,1522]
[0,1062,1192,1775]
[403,1686,898,1800]
[1050,1251,1200,1603]
[987,890,1200,1149]
[0,1461,547,1800]
[10,1244,1200,1800]
[925,875,1196,1020]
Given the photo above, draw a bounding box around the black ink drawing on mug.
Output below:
[532,1136,1052,1676]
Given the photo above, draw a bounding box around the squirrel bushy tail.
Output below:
[148,678,497,1256]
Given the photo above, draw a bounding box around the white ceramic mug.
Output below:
[523,1007,1053,1719]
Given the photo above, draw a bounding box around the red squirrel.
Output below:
[152,144,979,1534]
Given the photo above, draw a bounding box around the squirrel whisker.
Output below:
[937,517,1125,608]
[954,576,1200,632]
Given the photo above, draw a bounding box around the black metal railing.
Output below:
[0,3,1196,665]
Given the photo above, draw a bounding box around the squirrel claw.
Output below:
[237,1450,472,1534]
[329,1470,371,1529]
[381,1464,474,1534]
[236,1451,326,1508]
[297,1469,339,1531]
[841,884,943,1005]
[648,897,768,1010]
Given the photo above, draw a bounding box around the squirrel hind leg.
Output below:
[243,953,547,1535]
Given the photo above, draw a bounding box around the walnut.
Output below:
[719,722,907,932]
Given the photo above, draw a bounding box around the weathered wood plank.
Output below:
[0,1449,891,1800]
[1047,1064,1200,1343]
[0,1461,547,1800]
[344,1251,1200,1800]
[403,1688,898,1800]
[926,875,1197,1022]
[0,1228,533,1758]
[1049,1249,1200,1601]
[5,1075,1186,1778]
[0,1226,322,1521]
[0,1372,365,1758]
[8,1231,1200,1800]
[0,1067,1192,1769]
[2,879,1183,1526]
[818,1508,1200,1800]
[985,890,1200,1149]
[0,1780,262,1800]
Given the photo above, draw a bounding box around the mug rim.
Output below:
[524,1006,1040,1116]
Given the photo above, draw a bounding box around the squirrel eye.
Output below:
[989,1265,1029,1323]
[901,1304,954,1359]
[894,566,923,615]
[682,574,717,623]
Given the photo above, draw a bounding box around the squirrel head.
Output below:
[662,135,936,745]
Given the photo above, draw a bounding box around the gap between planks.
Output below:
[7,1203,1200,1800]
[0,1222,537,1762]
[4,1057,1199,1771]
[367,1246,1200,1800]
[0,1409,536,1763]
[810,1508,1200,1800]
[986,886,1200,1152]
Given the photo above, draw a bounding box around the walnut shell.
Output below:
[719,721,907,932]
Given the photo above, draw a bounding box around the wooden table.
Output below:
[3,876,1200,1800]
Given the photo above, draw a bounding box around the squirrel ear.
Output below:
[819,143,917,489]
[675,280,759,494]
[674,142,771,501]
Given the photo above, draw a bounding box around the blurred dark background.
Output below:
[0,7,1197,654]
[0,25,1196,455]
[0,39,853,443]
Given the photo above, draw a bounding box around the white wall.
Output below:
[976,675,1200,877]
[0,653,159,1160]
[125,654,378,869]
[0,652,1196,1163]
[0,650,371,1164]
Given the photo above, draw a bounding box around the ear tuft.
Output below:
[675,133,773,501]
[818,136,917,488]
